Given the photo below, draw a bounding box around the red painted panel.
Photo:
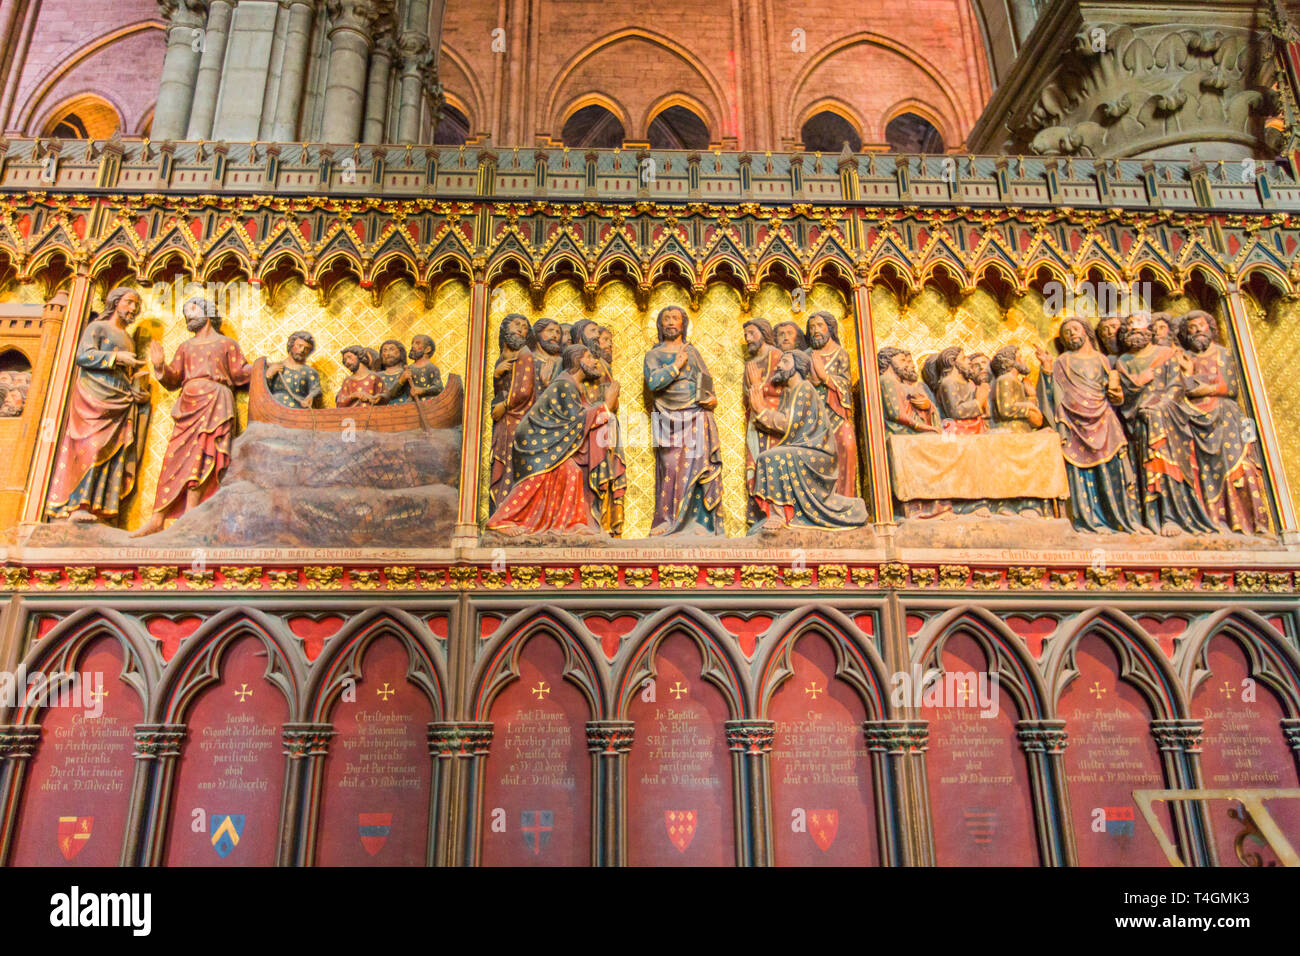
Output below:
[770,636,878,866]
[10,639,141,866]
[627,634,734,866]
[317,637,435,866]
[1192,637,1300,866]
[924,633,1037,865]
[481,637,591,866]
[1063,635,1170,866]
[164,637,288,866]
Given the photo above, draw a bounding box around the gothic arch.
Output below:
[785,32,969,144]
[152,607,301,724]
[913,606,1051,722]
[305,608,448,723]
[642,93,716,144]
[471,606,605,721]
[1041,607,1186,721]
[756,606,890,720]
[5,607,155,724]
[614,607,746,719]
[544,28,729,143]
[881,100,954,153]
[1180,609,1300,717]
[438,42,486,136]
[17,20,163,134]
[37,93,124,140]
[556,93,633,140]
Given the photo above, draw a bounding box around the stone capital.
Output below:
[586,720,635,755]
[427,721,493,757]
[863,718,929,754]
[1150,718,1204,753]
[1016,719,1069,754]
[0,724,41,760]
[282,723,335,758]
[724,719,775,754]
[1282,718,1300,752]
[132,724,186,759]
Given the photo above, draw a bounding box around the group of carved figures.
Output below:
[0,368,30,417]
[485,309,868,537]
[43,286,447,537]
[878,309,1274,536]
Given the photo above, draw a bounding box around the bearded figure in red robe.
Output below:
[132,296,253,536]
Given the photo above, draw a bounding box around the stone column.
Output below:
[21,269,92,525]
[1008,0,1041,47]
[184,0,234,140]
[281,723,334,865]
[586,720,634,866]
[725,719,775,866]
[395,32,429,144]
[0,724,41,865]
[851,276,897,531]
[131,724,187,867]
[154,0,209,141]
[1151,718,1214,867]
[321,0,376,144]
[270,0,317,141]
[863,719,930,866]
[362,29,395,144]
[1016,719,1075,866]
[428,721,493,866]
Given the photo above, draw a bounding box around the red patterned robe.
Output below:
[151,334,252,518]
[489,347,539,509]
[336,372,384,407]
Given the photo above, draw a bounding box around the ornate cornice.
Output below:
[427,721,493,757]
[724,719,776,755]
[586,720,635,755]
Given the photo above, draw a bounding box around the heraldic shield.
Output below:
[809,809,838,852]
[359,813,392,856]
[664,810,697,852]
[57,816,93,861]
[521,810,554,855]
[210,814,245,859]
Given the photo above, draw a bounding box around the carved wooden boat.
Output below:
[248,357,463,432]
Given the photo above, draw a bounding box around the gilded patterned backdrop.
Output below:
[120,277,470,530]
[1245,291,1300,520]
[479,279,856,537]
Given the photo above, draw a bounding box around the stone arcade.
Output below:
[1,0,1300,868]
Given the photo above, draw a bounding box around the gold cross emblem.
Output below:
[531,681,550,700]
[804,682,823,700]
[669,681,689,700]
[1088,681,1106,701]
[377,682,395,701]
[234,683,253,702]
[1219,680,1235,700]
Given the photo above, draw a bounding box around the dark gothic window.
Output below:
[885,112,945,153]
[800,111,862,153]
[561,105,625,149]
[647,105,709,150]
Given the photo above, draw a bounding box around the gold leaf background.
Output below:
[479,279,855,538]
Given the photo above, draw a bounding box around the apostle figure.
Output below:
[990,346,1043,432]
[933,347,987,433]
[879,347,941,436]
[45,287,151,524]
[1114,312,1217,535]
[486,344,618,536]
[132,296,254,536]
[774,320,807,353]
[968,351,993,422]
[533,317,565,388]
[1037,318,1140,533]
[265,330,322,409]
[1176,311,1274,535]
[878,346,951,519]
[644,304,724,536]
[805,311,859,496]
[576,321,625,534]
[750,349,869,531]
[336,345,384,407]
[489,314,539,509]
[1150,312,1178,349]
[1095,314,1122,365]
[378,339,411,404]
[743,317,782,521]
[391,334,444,399]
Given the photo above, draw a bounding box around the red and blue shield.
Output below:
[359,813,392,856]
[521,811,553,855]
